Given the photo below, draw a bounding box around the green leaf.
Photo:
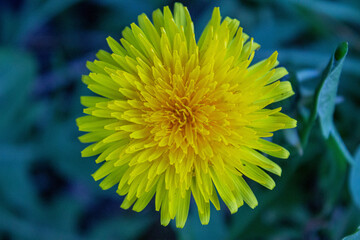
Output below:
[343,226,360,240]
[300,42,348,147]
[327,126,354,165]
[317,42,348,138]
[349,146,360,209]
[335,42,349,61]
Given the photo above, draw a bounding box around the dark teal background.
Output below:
[1,0,360,239]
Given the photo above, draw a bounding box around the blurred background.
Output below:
[1,0,360,239]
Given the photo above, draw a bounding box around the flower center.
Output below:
[170,100,195,127]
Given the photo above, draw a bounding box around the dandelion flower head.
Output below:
[77,3,297,228]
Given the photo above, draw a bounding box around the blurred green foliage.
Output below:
[0,0,360,239]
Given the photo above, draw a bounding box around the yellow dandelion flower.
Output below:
[76,3,296,228]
